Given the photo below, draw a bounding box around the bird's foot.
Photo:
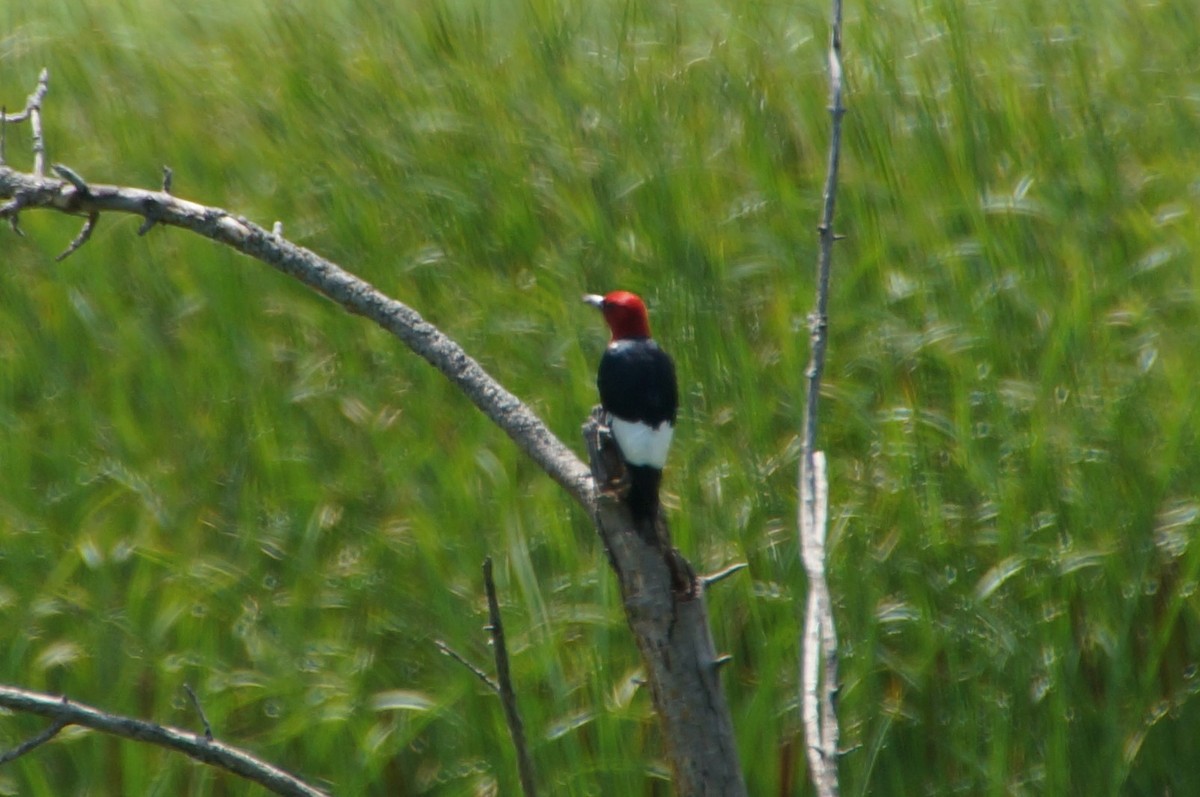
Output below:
[586,407,630,496]
[666,548,699,599]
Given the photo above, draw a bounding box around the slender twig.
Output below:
[138,166,171,235]
[0,716,69,765]
[0,69,51,219]
[1,69,50,125]
[483,558,538,797]
[433,561,540,796]
[0,67,50,171]
[434,639,500,693]
[27,69,49,177]
[798,1,846,796]
[139,166,175,235]
[0,686,328,797]
[183,684,214,742]
[56,211,99,261]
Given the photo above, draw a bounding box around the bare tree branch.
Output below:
[0,160,594,509]
[434,639,500,693]
[56,198,99,260]
[0,686,328,797]
[0,716,68,765]
[0,70,752,795]
[483,558,539,797]
[0,69,49,173]
[1,70,591,507]
[798,1,846,796]
[183,683,214,742]
[433,562,539,796]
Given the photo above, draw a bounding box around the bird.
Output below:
[583,290,678,525]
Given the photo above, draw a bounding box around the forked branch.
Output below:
[434,561,539,797]
[483,558,539,797]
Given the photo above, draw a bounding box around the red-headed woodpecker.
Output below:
[583,291,678,522]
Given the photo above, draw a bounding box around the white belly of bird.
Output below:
[611,418,674,469]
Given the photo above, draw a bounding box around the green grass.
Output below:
[3,0,1200,794]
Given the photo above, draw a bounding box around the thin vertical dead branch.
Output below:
[798,1,846,796]
[0,69,50,175]
[483,557,539,797]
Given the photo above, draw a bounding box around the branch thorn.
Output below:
[1,196,26,236]
[52,163,91,197]
[702,562,749,587]
[56,212,99,261]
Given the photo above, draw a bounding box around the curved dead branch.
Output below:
[0,686,328,797]
[1,70,748,795]
[0,158,595,509]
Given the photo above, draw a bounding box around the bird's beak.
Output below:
[582,294,605,310]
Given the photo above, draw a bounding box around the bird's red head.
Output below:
[583,291,652,340]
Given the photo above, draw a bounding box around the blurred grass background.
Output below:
[3,0,1200,794]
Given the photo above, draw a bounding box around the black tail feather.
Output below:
[626,464,663,521]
